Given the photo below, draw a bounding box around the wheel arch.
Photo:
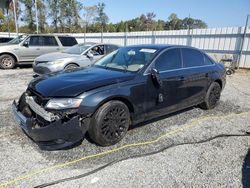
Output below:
[214,79,222,89]
[0,52,18,62]
[79,94,135,118]
[64,62,80,69]
[101,96,135,114]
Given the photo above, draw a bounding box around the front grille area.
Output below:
[35,61,48,65]
[18,90,52,127]
[33,66,51,75]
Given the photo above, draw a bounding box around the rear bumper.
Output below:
[12,100,89,150]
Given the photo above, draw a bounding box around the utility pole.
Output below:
[35,0,39,33]
[12,0,18,36]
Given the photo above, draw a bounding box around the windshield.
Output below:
[63,44,91,55]
[8,35,26,44]
[95,47,158,72]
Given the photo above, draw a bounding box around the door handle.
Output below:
[36,48,40,50]
[56,48,60,50]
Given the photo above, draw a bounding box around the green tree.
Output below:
[95,2,109,31]
[165,13,182,30]
[82,5,98,32]
[20,0,35,32]
[37,0,47,33]
[47,0,60,32]
[182,17,207,29]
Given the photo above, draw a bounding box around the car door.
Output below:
[18,36,59,61]
[180,48,211,106]
[37,36,60,55]
[17,36,40,61]
[144,48,188,119]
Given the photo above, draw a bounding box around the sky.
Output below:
[82,0,250,27]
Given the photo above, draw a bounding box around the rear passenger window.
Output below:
[182,48,204,67]
[29,36,58,46]
[155,48,182,71]
[43,36,58,46]
[58,37,78,46]
[106,45,118,54]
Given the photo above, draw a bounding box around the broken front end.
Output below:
[12,89,89,150]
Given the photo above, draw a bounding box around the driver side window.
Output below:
[155,48,182,72]
[89,45,104,56]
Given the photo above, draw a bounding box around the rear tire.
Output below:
[0,54,16,69]
[199,82,221,110]
[88,100,130,146]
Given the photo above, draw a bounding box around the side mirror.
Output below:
[23,41,29,47]
[151,68,163,88]
[86,51,94,59]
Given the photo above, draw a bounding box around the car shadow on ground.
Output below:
[84,106,195,145]
[130,106,195,130]
[15,64,32,69]
[242,148,250,188]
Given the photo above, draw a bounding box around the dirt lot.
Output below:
[0,67,250,188]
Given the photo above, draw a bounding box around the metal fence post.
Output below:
[237,14,249,69]
[187,28,192,46]
[124,31,127,46]
[152,30,156,44]
[101,31,103,43]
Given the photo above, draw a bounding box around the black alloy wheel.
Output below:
[88,100,130,146]
[200,82,221,110]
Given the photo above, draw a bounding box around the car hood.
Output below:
[0,44,18,48]
[35,52,83,62]
[28,67,136,97]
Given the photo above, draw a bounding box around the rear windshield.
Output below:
[58,36,78,46]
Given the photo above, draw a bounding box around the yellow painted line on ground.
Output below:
[0,111,250,187]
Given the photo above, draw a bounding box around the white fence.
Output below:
[1,26,250,68]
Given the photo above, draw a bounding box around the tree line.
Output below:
[0,0,207,33]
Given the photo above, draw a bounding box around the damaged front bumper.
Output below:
[12,100,90,150]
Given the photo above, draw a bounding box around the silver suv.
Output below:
[0,34,78,69]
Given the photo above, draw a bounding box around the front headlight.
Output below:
[45,98,83,110]
[47,59,65,65]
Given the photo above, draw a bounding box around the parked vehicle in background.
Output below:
[12,44,226,150]
[0,34,78,69]
[33,43,119,75]
[0,37,14,44]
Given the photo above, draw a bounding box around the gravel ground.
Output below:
[0,68,250,188]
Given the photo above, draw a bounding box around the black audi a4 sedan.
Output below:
[12,44,226,150]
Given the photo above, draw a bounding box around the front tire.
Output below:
[200,82,221,110]
[65,63,79,70]
[88,101,130,146]
[0,54,16,69]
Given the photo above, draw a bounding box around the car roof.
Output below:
[78,42,120,46]
[125,44,200,51]
[27,34,74,37]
